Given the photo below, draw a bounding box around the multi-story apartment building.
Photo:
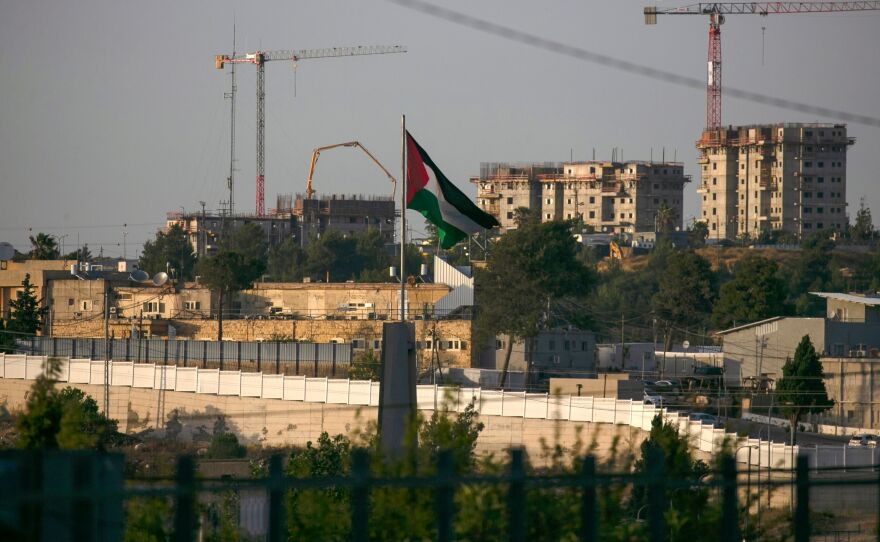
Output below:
[696,123,853,240]
[472,160,689,235]
[166,193,395,256]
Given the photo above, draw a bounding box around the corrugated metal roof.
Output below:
[715,316,785,336]
[810,292,880,307]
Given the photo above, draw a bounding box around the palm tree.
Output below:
[28,233,59,260]
[655,204,676,234]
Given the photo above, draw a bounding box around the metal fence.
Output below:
[19,336,352,376]
[2,449,877,542]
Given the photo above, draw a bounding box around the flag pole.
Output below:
[400,114,407,321]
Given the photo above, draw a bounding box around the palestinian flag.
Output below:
[406,132,499,249]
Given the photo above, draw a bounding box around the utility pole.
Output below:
[103,278,110,415]
[199,201,207,257]
[620,315,625,369]
[224,24,237,216]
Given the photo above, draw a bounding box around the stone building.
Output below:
[696,123,853,240]
[472,160,689,235]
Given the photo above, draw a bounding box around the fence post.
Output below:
[164,339,169,364]
[794,455,809,542]
[580,455,597,542]
[183,340,188,367]
[646,448,666,542]
[172,456,196,542]
[720,455,739,542]
[52,337,58,356]
[436,450,455,542]
[90,338,96,359]
[331,343,337,378]
[295,342,300,375]
[125,338,131,361]
[350,448,370,542]
[507,448,526,542]
[256,341,262,373]
[71,455,94,541]
[275,341,280,375]
[202,340,208,369]
[219,341,224,371]
[267,454,285,542]
[237,341,242,370]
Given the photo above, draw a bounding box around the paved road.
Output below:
[723,417,850,447]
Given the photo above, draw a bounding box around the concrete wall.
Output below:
[0,260,74,318]
[822,357,880,429]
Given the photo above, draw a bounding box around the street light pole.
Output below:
[103,277,110,415]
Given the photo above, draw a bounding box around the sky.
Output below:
[1,0,878,259]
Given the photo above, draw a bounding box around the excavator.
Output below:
[305,141,397,199]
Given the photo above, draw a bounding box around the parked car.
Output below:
[689,412,720,426]
[847,434,878,448]
[643,392,664,407]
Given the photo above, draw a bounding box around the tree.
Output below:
[6,274,48,336]
[267,238,307,282]
[652,251,715,349]
[475,219,594,387]
[305,230,361,281]
[64,244,92,262]
[850,199,876,241]
[349,349,381,381]
[139,224,197,281]
[197,251,264,340]
[689,221,709,247]
[775,335,833,445]
[17,357,118,450]
[632,415,712,539]
[222,222,269,262]
[655,203,676,234]
[28,233,59,260]
[712,256,788,329]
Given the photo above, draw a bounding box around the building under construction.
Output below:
[167,193,394,256]
[696,123,853,240]
[471,160,689,235]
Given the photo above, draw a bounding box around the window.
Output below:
[506,197,513,204]
[589,167,595,174]
[818,161,824,168]
[712,178,717,185]
[143,301,165,314]
[804,161,812,168]
[620,213,625,219]
[712,163,717,170]
[589,211,595,219]
[351,338,366,349]
[712,208,717,215]
[589,196,595,204]
[81,300,93,311]
[506,212,513,219]
[68,298,74,306]
[548,340,555,351]
[184,301,201,310]
[546,198,551,205]
[546,214,551,219]
[712,194,716,201]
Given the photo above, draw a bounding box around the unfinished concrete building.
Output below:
[472,160,689,235]
[696,123,853,240]
[167,193,395,256]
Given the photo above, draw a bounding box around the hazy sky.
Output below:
[1,0,878,258]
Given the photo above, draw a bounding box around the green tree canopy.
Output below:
[63,243,92,262]
[5,273,48,336]
[475,219,594,386]
[850,199,876,241]
[775,335,833,445]
[221,222,269,262]
[712,255,788,329]
[652,251,716,348]
[267,238,307,282]
[139,224,197,281]
[17,357,118,450]
[28,233,59,260]
[196,250,265,340]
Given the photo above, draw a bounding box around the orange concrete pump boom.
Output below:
[305,141,397,199]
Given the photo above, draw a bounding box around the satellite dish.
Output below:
[129,270,149,283]
[152,272,169,287]
[0,242,14,261]
[682,340,690,351]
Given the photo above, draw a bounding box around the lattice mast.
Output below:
[215,45,407,216]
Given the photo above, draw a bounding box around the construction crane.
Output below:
[306,141,397,200]
[215,45,407,216]
[644,2,880,130]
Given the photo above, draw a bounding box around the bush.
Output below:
[206,432,246,459]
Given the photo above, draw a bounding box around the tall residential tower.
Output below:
[697,123,853,240]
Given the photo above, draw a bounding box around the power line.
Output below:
[386,0,880,128]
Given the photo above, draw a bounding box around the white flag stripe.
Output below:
[425,166,483,234]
